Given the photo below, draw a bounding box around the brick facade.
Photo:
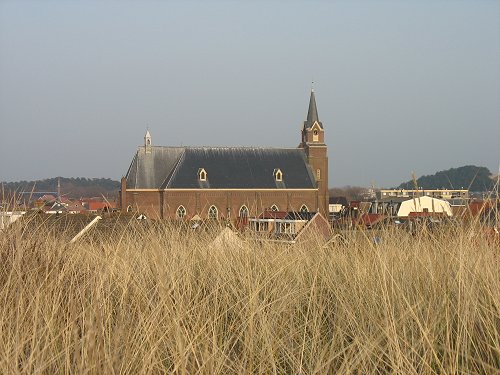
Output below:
[123,189,320,220]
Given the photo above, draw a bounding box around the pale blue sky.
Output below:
[1,0,499,187]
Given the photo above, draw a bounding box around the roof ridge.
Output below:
[162,149,186,189]
[124,152,137,183]
[140,145,304,150]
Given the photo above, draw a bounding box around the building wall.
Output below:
[125,190,162,218]
[379,189,469,200]
[303,145,329,217]
[124,189,319,220]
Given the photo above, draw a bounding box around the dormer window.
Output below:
[313,129,319,142]
[198,168,207,181]
[273,168,283,182]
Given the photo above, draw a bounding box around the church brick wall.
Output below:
[125,191,162,219]
[122,189,319,220]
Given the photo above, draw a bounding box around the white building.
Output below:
[379,189,468,200]
[397,196,452,217]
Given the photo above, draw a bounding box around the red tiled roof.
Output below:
[88,201,116,211]
[38,194,56,202]
[356,213,386,226]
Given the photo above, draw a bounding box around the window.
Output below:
[270,204,279,212]
[273,169,283,182]
[299,204,309,213]
[208,205,218,220]
[126,205,133,213]
[259,222,269,231]
[198,168,207,181]
[176,205,187,219]
[277,222,295,234]
[252,221,269,232]
[239,205,249,218]
[313,129,319,142]
[316,169,321,181]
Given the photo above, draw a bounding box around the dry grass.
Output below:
[0,216,499,374]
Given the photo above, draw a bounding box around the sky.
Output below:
[0,0,499,188]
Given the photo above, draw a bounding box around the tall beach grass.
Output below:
[0,215,499,374]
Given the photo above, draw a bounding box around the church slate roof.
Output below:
[125,147,184,190]
[125,146,317,190]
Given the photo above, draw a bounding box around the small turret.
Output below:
[144,129,152,153]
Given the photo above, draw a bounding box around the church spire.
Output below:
[304,88,323,129]
[307,89,318,124]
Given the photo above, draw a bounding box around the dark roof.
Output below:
[126,146,317,190]
[48,202,67,212]
[258,211,288,219]
[304,90,323,129]
[375,197,409,203]
[284,211,317,221]
[329,196,348,206]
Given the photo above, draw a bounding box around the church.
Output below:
[119,90,329,220]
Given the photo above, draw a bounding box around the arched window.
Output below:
[208,205,218,220]
[313,129,319,142]
[176,205,187,219]
[299,204,309,214]
[126,205,133,213]
[198,168,207,181]
[239,205,249,218]
[273,169,283,182]
[270,204,279,212]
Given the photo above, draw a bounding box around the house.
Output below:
[44,202,67,214]
[65,201,86,214]
[248,211,331,244]
[120,90,329,221]
[329,196,348,215]
[86,200,116,213]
